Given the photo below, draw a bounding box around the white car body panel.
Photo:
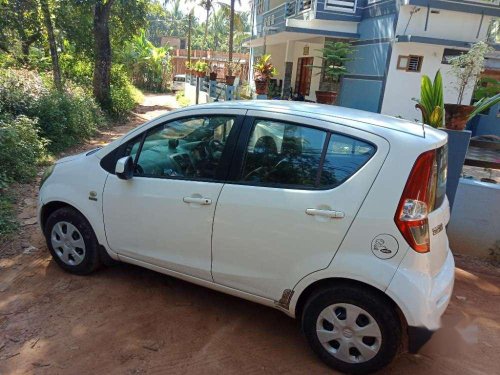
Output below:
[38,101,455,336]
[212,110,390,301]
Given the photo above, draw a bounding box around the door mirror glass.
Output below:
[115,156,134,180]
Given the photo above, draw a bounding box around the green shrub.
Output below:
[0,190,18,239]
[0,69,48,115]
[0,115,47,182]
[33,87,106,152]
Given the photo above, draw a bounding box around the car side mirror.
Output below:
[115,156,134,180]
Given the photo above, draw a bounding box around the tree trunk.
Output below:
[187,12,192,66]
[228,0,235,75]
[203,4,209,51]
[40,0,62,91]
[93,0,114,111]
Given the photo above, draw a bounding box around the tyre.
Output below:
[44,207,101,275]
[302,285,401,374]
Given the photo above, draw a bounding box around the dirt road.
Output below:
[1,94,500,375]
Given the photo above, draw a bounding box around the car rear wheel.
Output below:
[44,207,101,275]
[302,285,401,374]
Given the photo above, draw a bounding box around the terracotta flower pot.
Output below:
[315,91,337,105]
[196,71,205,78]
[444,104,474,131]
[255,79,268,95]
[209,72,217,81]
[225,75,236,86]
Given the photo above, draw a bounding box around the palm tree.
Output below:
[199,0,213,50]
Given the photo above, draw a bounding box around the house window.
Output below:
[325,0,357,13]
[397,55,423,72]
[442,48,467,64]
[256,0,265,15]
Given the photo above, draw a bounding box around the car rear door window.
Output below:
[241,119,326,188]
[320,134,376,188]
[239,118,376,189]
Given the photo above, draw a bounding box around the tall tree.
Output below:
[199,0,213,50]
[92,0,115,110]
[40,0,62,91]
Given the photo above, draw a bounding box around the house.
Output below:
[247,0,500,121]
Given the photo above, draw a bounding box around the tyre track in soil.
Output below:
[1,94,500,375]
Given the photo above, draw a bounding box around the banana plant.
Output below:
[414,70,444,128]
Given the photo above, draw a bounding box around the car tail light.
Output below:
[395,150,438,253]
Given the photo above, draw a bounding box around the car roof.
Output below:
[174,74,186,77]
[189,100,426,137]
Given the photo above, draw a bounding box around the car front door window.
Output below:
[128,116,236,180]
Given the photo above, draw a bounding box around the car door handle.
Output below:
[183,196,212,205]
[305,208,345,219]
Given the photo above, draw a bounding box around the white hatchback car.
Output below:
[172,74,186,92]
[38,101,454,374]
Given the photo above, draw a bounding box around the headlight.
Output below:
[40,164,55,189]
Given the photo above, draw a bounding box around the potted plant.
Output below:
[314,41,354,104]
[225,60,241,86]
[445,41,493,130]
[194,60,209,78]
[254,54,277,95]
[414,70,444,128]
[185,61,193,75]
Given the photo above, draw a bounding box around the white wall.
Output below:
[264,43,287,80]
[397,6,494,42]
[381,42,476,120]
[290,40,324,101]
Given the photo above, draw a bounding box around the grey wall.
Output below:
[448,179,500,259]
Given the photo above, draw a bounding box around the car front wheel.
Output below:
[44,207,101,275]
[302,285,401,374]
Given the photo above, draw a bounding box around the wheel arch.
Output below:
[293,277,408,330]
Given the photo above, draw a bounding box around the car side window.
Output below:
[127,116,236,180]
[320,134,376,188]
[241,119,327,188]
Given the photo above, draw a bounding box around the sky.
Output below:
[192,1,252,21]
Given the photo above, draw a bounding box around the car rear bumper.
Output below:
[386,247,455,333]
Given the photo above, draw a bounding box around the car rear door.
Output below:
[211,111,390,301]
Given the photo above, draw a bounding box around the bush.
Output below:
[0,115,47,182]
[0,190,18,239]
[33,87,106,152]
[0,69,48,115]
[175,90,190,107]
[0,69,106,153]
[61,57,141,117]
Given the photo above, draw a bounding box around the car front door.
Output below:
[103,110,245,281]
[211,111,389,301]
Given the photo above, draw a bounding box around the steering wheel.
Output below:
[208,139,224,160]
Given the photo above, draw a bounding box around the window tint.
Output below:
[320,134,375,187]
[241,120,326,187]
[128,116,235,180]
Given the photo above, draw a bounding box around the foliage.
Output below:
[473,77,500,101]
[469,93,500,120]
[254,54,277,81]
[175,90,190,107]
[0,189,18,239]
[33,87,106,152]
[0,68,106,153]
[120,31,172,92]
[449,41,494,105]
[315,41,354,79]
[414,70,444,128]
[194,60,209,73]
[0,114,48,182]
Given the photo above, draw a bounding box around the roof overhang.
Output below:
[245,28,360,48]
[396,35,500,51]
